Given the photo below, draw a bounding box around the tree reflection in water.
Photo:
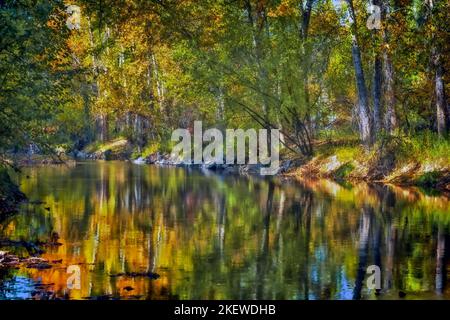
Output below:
[0,161,449,300]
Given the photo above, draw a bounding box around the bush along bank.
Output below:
[0,168,26,218]
[284,138,450,193]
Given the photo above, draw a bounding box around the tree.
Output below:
[346,0,374,146]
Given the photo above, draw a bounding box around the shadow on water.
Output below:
[0,161,449,300]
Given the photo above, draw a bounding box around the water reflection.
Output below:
[0,161,449,300]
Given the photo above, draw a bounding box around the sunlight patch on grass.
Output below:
[84,137,129,153]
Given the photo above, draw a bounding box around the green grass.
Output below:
[316,131,449,169]
[398,131,450,167]
[334,146,360,162]
[315,142,362,163]
[334,162,355,180]
[84,137,129,153]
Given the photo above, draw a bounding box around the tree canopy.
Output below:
[0,0,449,161]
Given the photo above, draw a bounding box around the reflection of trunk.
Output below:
[147,209,162,299]
[374,222,381,268]
[296,191,313,300]
[436,226,446,294]
[373,220,382,294]
[149,221,162,273]
[384,224,395,290]
[274,190,285,271]
[217,194,226,257]
[353,206,372,299]
[275,191,285,240]
[303,193,312,300]
[256,181,274,299]
[346,0,373,146]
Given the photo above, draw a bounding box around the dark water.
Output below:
[0,161,449,300]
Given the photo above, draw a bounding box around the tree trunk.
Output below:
[433,46,449,136]
[373,55,382,134]
[352,39,373,146]
[151,53,166,116]
[427,0,449,135]
[299,0,314,134]
[244,0,270,123]
[346,0,374,146]
[381,0,396,135]
[216,86,226,130]
[383,51,396,133]
[98,114,108,142]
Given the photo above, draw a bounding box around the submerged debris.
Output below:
[0,251,20,268]
[0,251,59,270]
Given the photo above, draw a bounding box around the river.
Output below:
[0,161,449,299]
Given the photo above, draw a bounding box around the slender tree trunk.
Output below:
[346,0,374,146]
[379,0,396,134]
[433,46,449,136]
[383,54,396,133]
[373,55,382,133]
[299,0,314,134]
[98,114,108,142]
[87,18,109,143]
[151,53,166,116]
[245,0,270,124]
[352,39,373,146]
[424,0,449,135]
[216,86,225,130]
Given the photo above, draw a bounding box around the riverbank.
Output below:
[0,169,26,218]
[76,137,449,192]
[5,134,449,193]
[284,153,450,192]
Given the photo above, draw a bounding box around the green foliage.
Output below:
[0,0,449,173]
[0,168,26,217]
[397,131,450,166]
[334,163,355,181]
[0,0,74,157]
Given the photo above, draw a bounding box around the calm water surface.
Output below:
[0,161,449,300]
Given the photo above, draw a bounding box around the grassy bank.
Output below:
[70,131,450,192]
[285,133,450,192]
